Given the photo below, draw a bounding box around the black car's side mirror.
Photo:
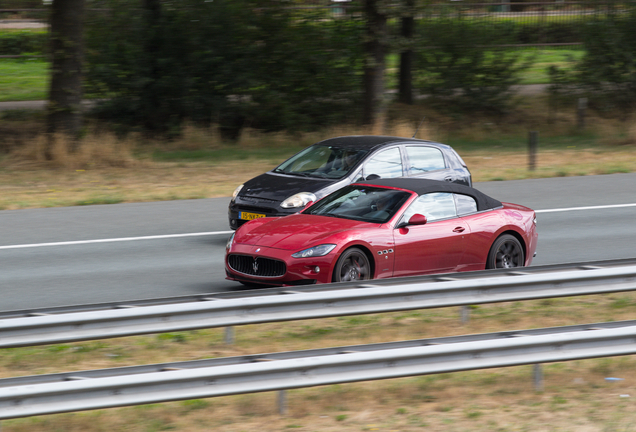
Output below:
[365,174,381,180]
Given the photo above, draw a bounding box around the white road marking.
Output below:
[1,203,635,250]
[535,203,636,214]
[0,231,234,250]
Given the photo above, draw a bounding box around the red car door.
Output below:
[391,192,470,276]
[392,219,470,276]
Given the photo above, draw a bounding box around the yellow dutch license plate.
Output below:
[239,211,266,221]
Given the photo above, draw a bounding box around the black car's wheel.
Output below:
[333,248,371,282]
[486,234,525,269]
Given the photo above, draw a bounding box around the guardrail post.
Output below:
[533,364,543,391]
[224,326,235,345]
[460,306,470,324]
[278,390,287,415]
[528,131,538,171]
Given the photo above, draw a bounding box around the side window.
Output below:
[363,148,403,179]
[454,194,477,215]
[405,146,446,176]
[401,192,457,223]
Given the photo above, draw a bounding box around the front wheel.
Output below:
[333,248,371,282]
[486,234,525,269]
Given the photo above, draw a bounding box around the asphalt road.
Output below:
[1,173,635,311]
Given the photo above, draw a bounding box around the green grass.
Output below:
[517,48,585,85]
[0,58,48,102]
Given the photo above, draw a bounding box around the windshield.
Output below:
[274,145,368,179]
[305,185,411,224]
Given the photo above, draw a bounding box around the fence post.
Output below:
[533,364,544,391]
[278,390,287,415]
[460,306,470,324]
[224,326,234,345]
[577,97,587,130]
[528,131,538,171]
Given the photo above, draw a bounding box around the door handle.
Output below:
[453,227,465,233]
[444,177,453,182]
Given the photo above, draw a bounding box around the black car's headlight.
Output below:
[292,244,336,258]
[281,192,317,209]
[231,185,244,203]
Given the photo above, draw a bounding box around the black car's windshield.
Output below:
[274,145,369,179]
[305,185,411,224]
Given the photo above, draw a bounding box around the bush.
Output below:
[573,11,636,113]
[0,30,47,55]
[413,17,532,113]
[85,0,364,136]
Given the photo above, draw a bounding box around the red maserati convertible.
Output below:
[225,178,538,286]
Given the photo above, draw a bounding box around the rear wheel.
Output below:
[486,234,524,269]
[333,248,371,282]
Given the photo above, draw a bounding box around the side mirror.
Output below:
[365,174,381,180]
[408,213,427,226]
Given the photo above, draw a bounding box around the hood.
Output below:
[235,214,375,250]
[239,172,339,202]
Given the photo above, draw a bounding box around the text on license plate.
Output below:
[239,211,266,221]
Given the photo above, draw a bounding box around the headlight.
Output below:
[291,244,336,258]
[281,192,317,209]
[231,184,244,202]
[226,232,235,250]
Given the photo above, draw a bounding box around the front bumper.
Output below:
[225,243,336,285]
[228,201,297,230]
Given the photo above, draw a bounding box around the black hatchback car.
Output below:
[228,135,472,229]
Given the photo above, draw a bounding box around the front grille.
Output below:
[239,195,280,205]
[228,254,286,277]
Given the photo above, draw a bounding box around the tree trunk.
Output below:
[46,0,85,158]
[398,0,414,105]
[362,0,387,126]
[142,0,163,132]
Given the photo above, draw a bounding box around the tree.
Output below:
[362,0,388,125]
[398,0,415,105]
[46,0,85,157]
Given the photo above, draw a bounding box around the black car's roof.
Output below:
[315,135,450,151]
[358,178,502,211]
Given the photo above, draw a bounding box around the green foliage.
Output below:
[413,17,532,113]
[573,11,636,113]
[85,0,364,136]
[0,30,47,55]
[513,20,584,45]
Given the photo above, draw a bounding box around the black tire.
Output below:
[486,234,525,269]
[333,247,371,282]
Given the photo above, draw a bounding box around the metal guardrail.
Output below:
[2,259,636,348]
[2,319,636,419]
[3,258,636,319]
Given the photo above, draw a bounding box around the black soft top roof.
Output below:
[358,178,503,211]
